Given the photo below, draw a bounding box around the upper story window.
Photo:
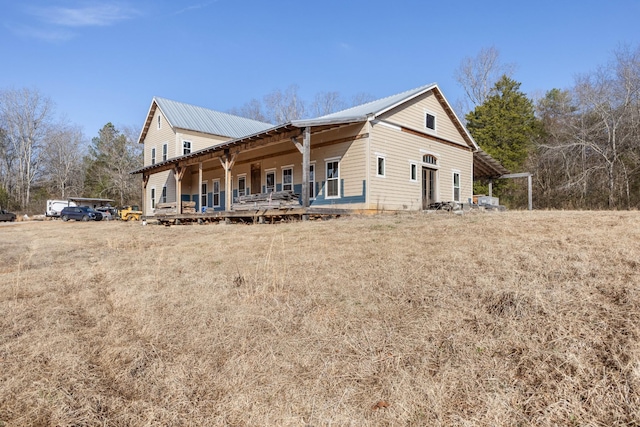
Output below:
[162,143,168,161]
[423,154,437,165]
[183,140,191,155]
[157,115,161,130]
[151,147,156,165]
[425,112,436,131]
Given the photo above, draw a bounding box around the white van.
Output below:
[46,200,77,217]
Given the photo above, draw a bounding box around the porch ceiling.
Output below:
[473,149,510,179]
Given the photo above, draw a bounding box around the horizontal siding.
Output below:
[378,90,467,147]
[369,124,473,211]
[145,170,175,216]
[143,110,176,166]
[176,130,230,154]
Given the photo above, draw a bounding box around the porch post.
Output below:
[301,126,311,208]
[175,165,186,215]
[141,174,149,216]
[198,162,203,213]
[488,179,493,197]
[220,150,237,212]
[528,174,533,211]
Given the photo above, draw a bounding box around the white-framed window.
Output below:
[201,182,208,209]
[183,140,191,155]
[265,170,276,193]
[161,186,167,203]
[309,162,316,199]
[150,188,156,209]
[423,154,438,165]
[282,166,293,192]
[326,158,340,198]
[162,143,168,161]
[453,171,461,202]
[212,179,220,207]
[151,147,156,165]
[425,111,436,132]
[157,115,161,130]
[238,175,247,197]
[410,162,418,182]
[376,155,386,177]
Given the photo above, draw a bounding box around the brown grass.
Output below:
[1,211,640,426]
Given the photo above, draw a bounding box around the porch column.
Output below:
[219,150,237,212]
[175,165,186,214]
[528,174,533,211]
[301,127,311,208]
[488,179,493,197]
[141,174,149,216]
[198,162,203,213]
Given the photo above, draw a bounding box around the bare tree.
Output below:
[42,123,86,198]
[350,92,376,107]
[227,98,270,123]
[0,88,54,209]
[263,85,306,123]
[310,91,346,117]
[454,46,515,114]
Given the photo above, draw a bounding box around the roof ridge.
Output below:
[154,96,273,126]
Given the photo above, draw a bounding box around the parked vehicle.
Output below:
[60,206,103,222]
[95,206,117,220]
[118,205,142,221]
[0,209,16,222]
[46,199,77,218]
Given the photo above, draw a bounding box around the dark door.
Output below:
[422,167,436,209]
[251,163,261,194]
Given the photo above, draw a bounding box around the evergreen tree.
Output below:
[466,75,540,207]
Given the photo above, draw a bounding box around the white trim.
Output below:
[182,140,192,155]
[452,170,461,202]
[201,181,209,209]
[150,187,156,209]
[419,148,441,157]
[424,110,437,133]
[376,155,386,178]
[151,147,156,165]
[371,119,401,131]
[282,166,293,192]
[161,185,167,204]
[157,114,161,130]
[409,162,418,182]
[162,143,168,162]
[325,158,340,199]
[309,161,316,199]
[265,169,276,193]
[237,174,247,197]
[212,179,221,207]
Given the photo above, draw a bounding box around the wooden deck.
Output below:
[148,207,353,226]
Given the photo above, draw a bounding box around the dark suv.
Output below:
[60,206,103,221]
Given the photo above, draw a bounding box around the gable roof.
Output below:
[137,97,273,143]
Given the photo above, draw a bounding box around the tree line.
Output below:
[2,44,638,213]
[0,88,142,213]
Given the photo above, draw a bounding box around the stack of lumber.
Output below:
[182,201,196,214]
[232,191,301,211]
[155,202,177,215]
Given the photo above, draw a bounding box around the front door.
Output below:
[422,167,436,209]
[251,163,261,194]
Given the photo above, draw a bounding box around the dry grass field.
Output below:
[1,210,640,426]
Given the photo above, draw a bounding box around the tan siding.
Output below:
[379,91,467,147]
[145,170,175,216]
[143,110,176,166]
[176,130,230,154]
[368,123,472,211]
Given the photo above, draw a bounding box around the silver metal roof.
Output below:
[303,83,437,123]
[154,97,273,138]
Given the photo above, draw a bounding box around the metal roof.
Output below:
[154,97,273,138]
[306,83,437,122]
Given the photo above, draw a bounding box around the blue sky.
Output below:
[2,0,639,139]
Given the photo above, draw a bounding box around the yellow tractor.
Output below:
[118,205,143,221]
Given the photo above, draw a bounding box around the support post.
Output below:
[528,174,533,211]
[141,174,148,216]
[220,150,237,212]
[198,162,203,213]
[488,179,493,197]
[175,166,186,215]
[301,127,311,208]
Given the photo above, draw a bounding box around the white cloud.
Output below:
[29,3,139,27]
[6,23,74,42]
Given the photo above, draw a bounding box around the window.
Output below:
[212,180,220,207]
[151,188,156,209]
[238,175,247,197]
[423,154,437,165]
[161,186,167,203]
[309,163,316,199]
[425,112,436,131]
[151,147,156,165]
[201,182,208,209]
[183,140,191,155]
[162,143,168,161]
[157,115,161,130]
[410,163,418,182]
[376,156,385,177]
[453,172,460,202]
[265,170,275,193]
[326,160,339,198]
[282,167,293,192]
